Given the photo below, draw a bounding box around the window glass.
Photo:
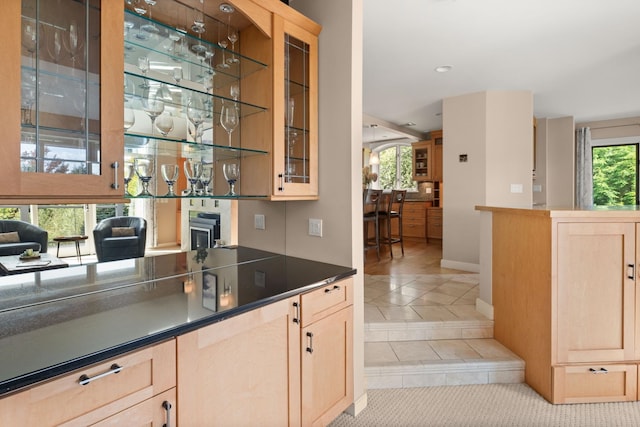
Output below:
[592,144,637,206]
[376,144,417,191]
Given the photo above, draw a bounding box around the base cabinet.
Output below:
[486,207,640,404]
[0,340,176,426]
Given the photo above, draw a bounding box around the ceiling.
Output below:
[361,0,640,143]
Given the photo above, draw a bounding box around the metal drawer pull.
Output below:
[78,363,122,385]
[628,264,635,280]
[589,368,608,374]
[163,400,172,427]
[292,301,300,324]
[324,285,341,294]
[306,332,314,353]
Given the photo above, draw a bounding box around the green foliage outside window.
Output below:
[376,145,417,191]
[0,208,20,220]
[592,145,637,206]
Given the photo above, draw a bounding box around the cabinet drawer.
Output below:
[0,340,176,427]
[552,364,637,404]
[91,388,176,427]
[301,278,353,326]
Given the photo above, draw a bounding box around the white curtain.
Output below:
[575,127,593,208]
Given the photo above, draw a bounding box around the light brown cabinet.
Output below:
[485,207,640,404]
[402,201,428,239]
[426,207,443,241]
[300,278,354,426]
[1,0,124,203]
[0,340,176,426]
[431,130,443,182]
[412,140,432,181]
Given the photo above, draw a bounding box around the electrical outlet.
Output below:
[254,214,265,230]
[308,218,323,237]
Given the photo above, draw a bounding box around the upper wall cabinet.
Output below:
[0,0,123,203]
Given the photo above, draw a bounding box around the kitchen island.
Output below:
[0,246,356,425]
[477,205,640,404]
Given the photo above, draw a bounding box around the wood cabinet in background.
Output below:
[402,201,428,239]
[412,141,432,181]
[431,130,443,182]
[427,207,443,241]
[485,207,640,404]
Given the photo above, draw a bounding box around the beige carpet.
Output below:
[329,384,640,427]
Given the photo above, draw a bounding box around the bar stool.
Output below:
[363,189,382,260]
[379,189,406,257]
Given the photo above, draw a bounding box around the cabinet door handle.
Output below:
[278,173,284,191]
[306,332,314,353]
[292,301,300,324]
[162,400,173,427]
[110,161,119,189]
[324,285,341,294]
[628,264,635,279]
[78,363,122,385]
[589,368,608,374]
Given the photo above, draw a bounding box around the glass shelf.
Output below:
[124,70,266,120]
[124,10,266,87]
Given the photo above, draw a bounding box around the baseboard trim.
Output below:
[440,259,480,273]
[476,298,494,320]
[345,392,368,417]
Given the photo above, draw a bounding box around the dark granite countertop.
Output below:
[0,246,356,396]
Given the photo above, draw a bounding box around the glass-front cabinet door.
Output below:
[272,16,319,200]
[0,0,123,201]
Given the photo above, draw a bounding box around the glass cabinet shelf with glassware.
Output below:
[2,0,124,200]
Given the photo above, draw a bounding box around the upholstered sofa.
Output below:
[0,220,48,256]
[93,216,147,262]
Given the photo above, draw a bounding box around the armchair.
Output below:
[93,217,147,262]
[0,220,48,256]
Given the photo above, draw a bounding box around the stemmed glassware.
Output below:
[183,158,203,196]
[227,19,239,64]
[134,157,154,197]
[155,111,174,136]
[161,164,179,196]
[187,97,205,143]
[123,162,135,196]
[220,100,239,147]
[223,162,239,196]
[286,97,297,155]
[200,164,213,195]
[21,20,37,65]
[217,23,230,69]
[63,20,84,69]
[142,95,164,135]
[140,0,159,35]
[191,8,207,54]
[173,67,183,83]
[138,56,150,87]
[124,103,136,131]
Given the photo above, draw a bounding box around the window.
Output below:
[374,144,417,191]
[592,144,638,206]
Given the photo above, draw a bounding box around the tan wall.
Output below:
[577,116,640,140]
[533,118,548,206]
[546,116,575,207]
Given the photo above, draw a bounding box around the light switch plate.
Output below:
[254,214,265,230]
[309,218,323,237]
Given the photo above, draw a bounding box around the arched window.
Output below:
[373,143,417,191]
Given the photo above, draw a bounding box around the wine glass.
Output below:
[230,84,240,101]
[191,9,207,54]
[124,104,136,131]
[63,20,84,68]
[140,0,159,35]
[137,56,150,88]
[223,163,239,196]
[217,24,230,69]
[220,100,239,147]
[21,20,37,68]
[286,97,297,154]
[183,159,203,196]
[173,67,182,83]
[199,164,213,195]
[123,162,135,196]
[161,164,179,196]
[134,157,154,197]
[47,26,63,64]
[142,95,164,135]
[187,97,205,143]
[227,20,239,64]
[155,111,174,136]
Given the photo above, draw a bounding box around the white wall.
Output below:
[443,90,533,309]
[238,0,367,415]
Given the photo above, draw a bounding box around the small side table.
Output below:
[53,235,89,264]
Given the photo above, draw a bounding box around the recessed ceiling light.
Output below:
[220,3,235,13]
[434,65,452,73]
[405,122,416,126]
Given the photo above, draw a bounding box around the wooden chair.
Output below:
[379,190,407,257]
[363,189,382,260]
